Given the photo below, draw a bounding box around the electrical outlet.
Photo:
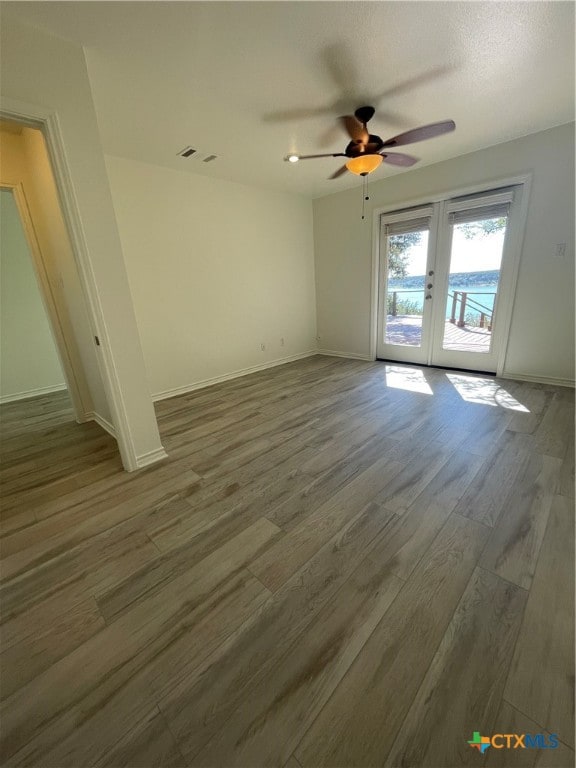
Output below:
[260,343,266,351]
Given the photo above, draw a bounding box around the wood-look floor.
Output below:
[0,356,574,768]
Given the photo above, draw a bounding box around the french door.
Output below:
[376,186,522,373]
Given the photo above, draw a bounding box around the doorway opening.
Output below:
[375,184,527,374]
[0,187,68,405]
[0,120,117,444]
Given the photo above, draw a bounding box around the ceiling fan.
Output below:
[284,106,455,179]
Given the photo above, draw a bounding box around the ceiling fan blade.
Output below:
[264,106,334,123]
[317,123,345,149]
[381,152,420,167]
[372,64,456,103]
[382,120,456,148]
[321,43,360,97]
[293,153,346,160]
[340,115,369,144]
[329,165,348,180]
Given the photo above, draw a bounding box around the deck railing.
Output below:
[387,288,497,331]
[387,289,424,317]
[448,291,496,330]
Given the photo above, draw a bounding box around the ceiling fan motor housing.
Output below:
[345,136,384,157]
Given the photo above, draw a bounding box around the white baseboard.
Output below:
[501,372,575,388]
[134,446,169,469]
[0,383,67,404]
[152,350,318,402]
[84,410,117,438]
[317,349,374,362]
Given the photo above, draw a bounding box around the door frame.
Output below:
[0,181,89,420]
[0,97,140,469]
[370,173,532,376]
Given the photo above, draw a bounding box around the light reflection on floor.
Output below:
[384,366,434,395]
[445,374,529,411]
[383,365,530,412]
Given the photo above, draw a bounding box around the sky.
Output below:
[403,227,506,276]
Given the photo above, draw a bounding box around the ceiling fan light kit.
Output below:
[345,154,383,176]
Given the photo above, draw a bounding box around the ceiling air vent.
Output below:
[177,146,196,158]
[203,155,217,163]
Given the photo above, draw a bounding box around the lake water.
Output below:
[389,283,497,318]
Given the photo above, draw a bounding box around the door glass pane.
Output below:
[385,229,429,347]
[442,215,508,352]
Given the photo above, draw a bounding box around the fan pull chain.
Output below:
[361,174,370,220]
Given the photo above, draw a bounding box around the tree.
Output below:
[388,232,421,279]
[459,217,506,240]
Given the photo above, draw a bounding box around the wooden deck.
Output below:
[0,358,574,767]
[386,314,491,353]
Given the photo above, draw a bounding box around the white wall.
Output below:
[105,155,316,398]
[313,122,575,384]
[0,17,165,468]
[0,189,66,401]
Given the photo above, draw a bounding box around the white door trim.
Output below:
[370,172,532,377]
[0,97,148,470]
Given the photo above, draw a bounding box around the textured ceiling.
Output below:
[3,1,575,198]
